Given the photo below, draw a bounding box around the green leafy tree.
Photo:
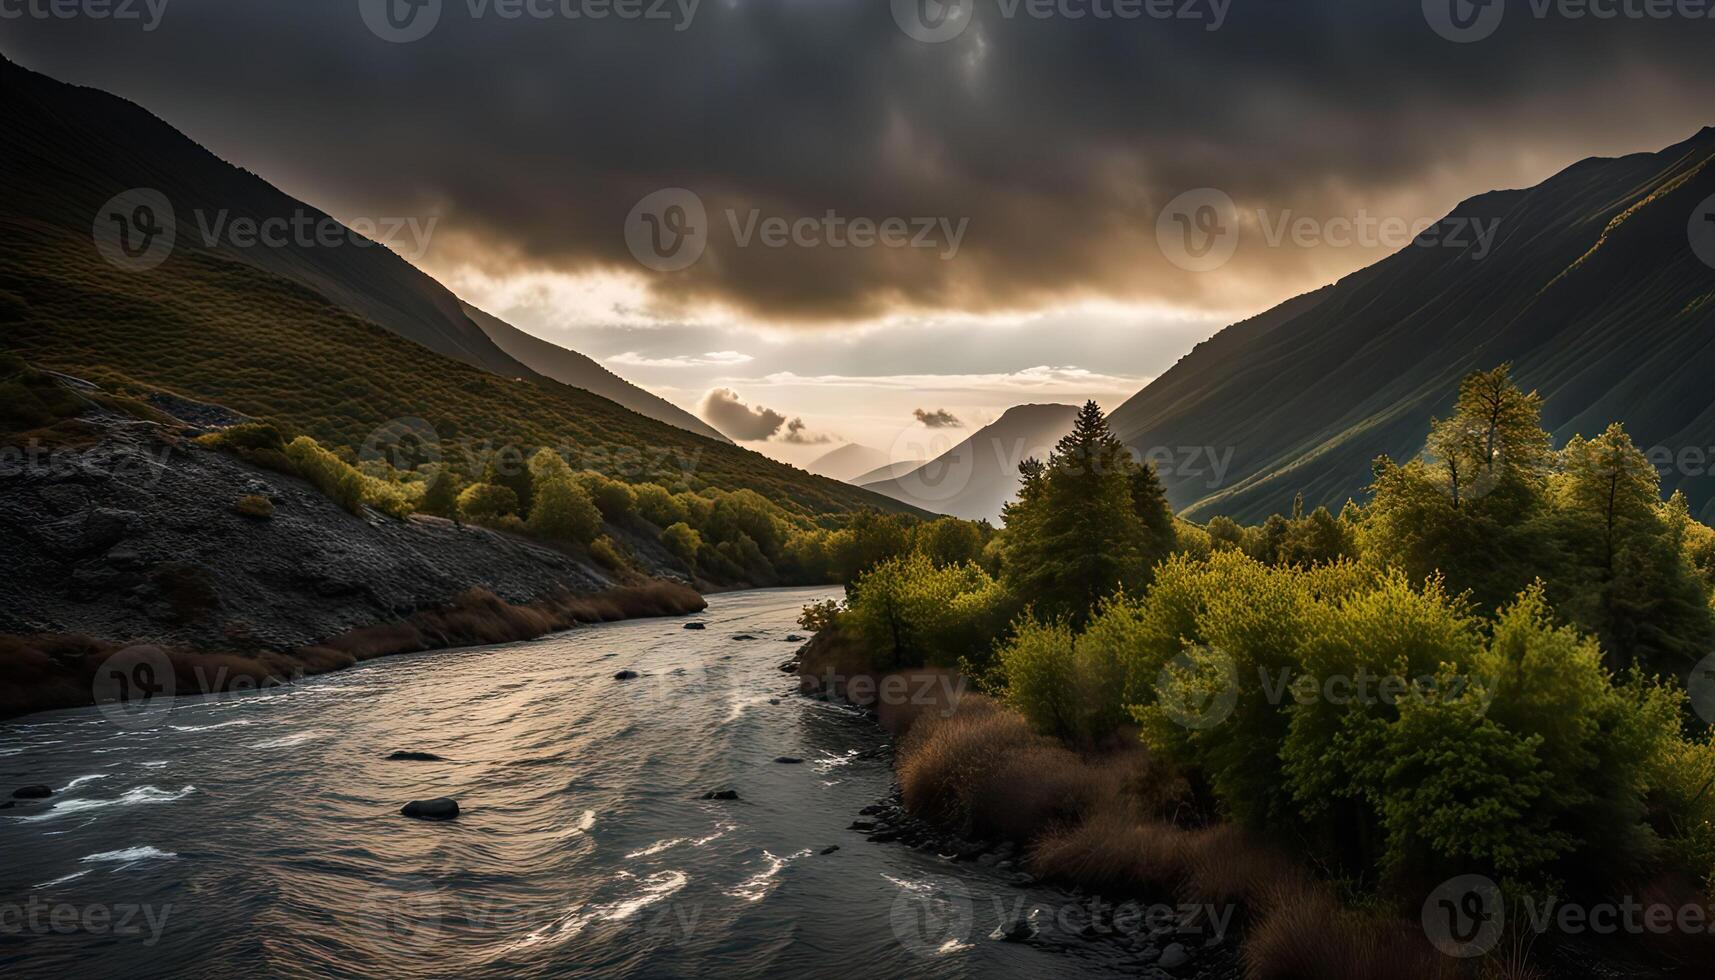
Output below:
[1001,401,1175,625]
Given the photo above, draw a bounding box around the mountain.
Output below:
[860,404,1080,522]
[852,460,924,486]
[461,304,732,444]
[0,55,917,519]
[0,57,528,380]
[1112,126,1715,522]
[807,443,891,482]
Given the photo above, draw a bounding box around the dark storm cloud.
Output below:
[700,388,786,441]
[6,1,1713,320]
[914,408,964,429]
[780,418,834,445]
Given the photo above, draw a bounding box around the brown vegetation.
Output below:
[884,685,1474,980]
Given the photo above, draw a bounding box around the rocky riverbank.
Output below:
[0,401,705,718]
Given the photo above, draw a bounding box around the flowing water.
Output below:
[0,587,1159,979]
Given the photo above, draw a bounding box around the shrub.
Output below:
[577,471,637,521]
[458,482,519,525]
[798,598,843,632]
[661,521,702,565]
[527,472,601,544]
[231,494,275,519]
[590,534,628,571]
[844,553,1011,670]
[633,482,686,527]
[284,435,365,513]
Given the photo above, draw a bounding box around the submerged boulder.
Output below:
[700,789,740,801]
[400,798,460,821]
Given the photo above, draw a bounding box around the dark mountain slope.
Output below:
[462,304,732,444]
[1111,127,1715,522]
[0,55,527,378]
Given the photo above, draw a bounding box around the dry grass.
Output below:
[1242,883,1467,980]
[0,581,706,719]
[884,691,1482,980]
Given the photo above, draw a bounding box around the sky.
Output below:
[6,0,1714,465]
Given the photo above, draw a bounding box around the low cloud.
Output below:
[608,351,754,369]
[913,408,963,429]
[781,418,835,445]
[700,388,787,441]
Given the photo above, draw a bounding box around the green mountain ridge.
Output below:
[1113,126,1715,522]
[0,55,916,521]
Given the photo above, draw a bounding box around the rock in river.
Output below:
[700,789,740,801]
[614,670,640,680]
[12,785,53,800]
[774,756,803,764]
[683,622,706,630]
[400,798,460,821]
[386,751,446,762]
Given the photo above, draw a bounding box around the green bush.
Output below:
[527,472,602,544]
[284,435,365,513]
[590,534,628,571]
[661,521,702,565]
[577,471,638,521]
[633,482,686,527]
[844,552,1011,670]
[458,482,519,525]
[798,598,843,632]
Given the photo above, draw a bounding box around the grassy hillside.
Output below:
[1112,127,1715,522]
[0,217,914,521]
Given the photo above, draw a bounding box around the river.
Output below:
[0,587,1159,979]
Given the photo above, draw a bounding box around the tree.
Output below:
[1550,425,1714,667]
[913,518,986,568]
[1000,401,1175,625]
